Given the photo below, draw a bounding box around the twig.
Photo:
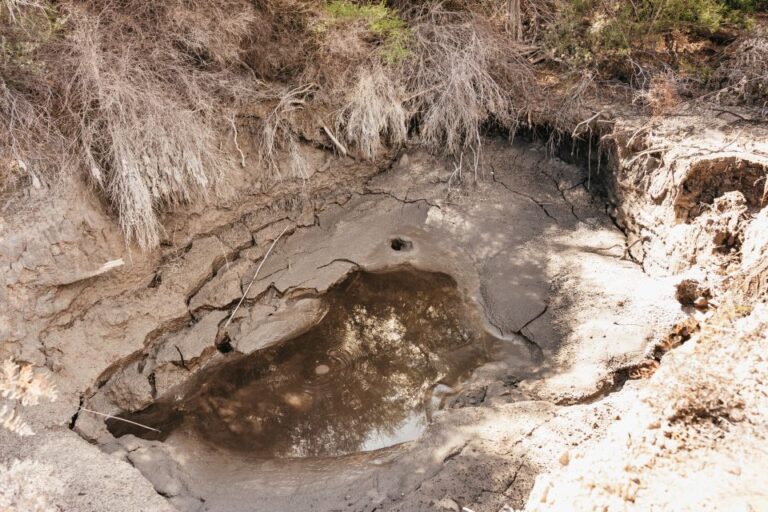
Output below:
[322,125,348,157]
[229,113,246,168]
[78,407,160,433]
[571,111,602,138]
[222,225,290,331]
[626,145,673,165]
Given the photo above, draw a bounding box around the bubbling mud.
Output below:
[107,269,500,457]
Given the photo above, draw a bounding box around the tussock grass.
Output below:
[404,8,534,158]
[336,65,407,160]
[60,15,223,248]
[258,84,314,179]
[52,1,255,248]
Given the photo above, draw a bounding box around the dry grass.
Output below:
[404,7,534,163]
[51,1,255,248]
[336,65,407,160]
[0,81,52,195]
[0,359,57,436]
[713,27,768,108]
[1,0,43,22]
[257,84,314,180]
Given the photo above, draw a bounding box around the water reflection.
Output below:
[108,270,497,458]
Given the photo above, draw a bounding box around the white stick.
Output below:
[78,407,160,433]
[223,225,290,331]
[322,125,348,157]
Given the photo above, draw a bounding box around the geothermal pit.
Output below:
[6,140,692,512]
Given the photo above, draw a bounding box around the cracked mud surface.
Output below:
[1,138,683,512]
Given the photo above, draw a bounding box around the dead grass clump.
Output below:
[0,81,51,195]
[0,4,64,195]
[245,0,315,81]
[0,359,57,436]
[258,84,314,180]
[52,0,255,248]
[336,65,407,160]
[1,0,44,22]
[404,8,534,160]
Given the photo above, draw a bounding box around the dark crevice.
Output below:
[316,257,362,271]
[174,346,189,371]
[539,166,590,225]
[69,395,85,430]
[359,189,442,210]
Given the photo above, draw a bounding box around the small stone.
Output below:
[647,420,661,429]
[315,364,330,375]
[729,409,746,422]
[433,498,460,512]
[694,296,709,309]
[559,450,570,466]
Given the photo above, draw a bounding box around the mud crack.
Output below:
[490,167,558,223]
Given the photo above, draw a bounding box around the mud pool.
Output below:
[108,270,499,458]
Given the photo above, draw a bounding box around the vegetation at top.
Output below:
[1,0,767,249]
[322,0,412,64]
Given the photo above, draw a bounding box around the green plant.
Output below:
[323,0,412,64]
[543,0,760,73]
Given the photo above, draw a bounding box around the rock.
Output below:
[693,296,709,309]
[433,497,461,511]
[160,236,221,297]
[154,363,190,397]
[127,446,189,498]
[233,298,328,354]
[155,310,227,365]
[103,361,153,411]
[675,279,710,306]
[189,259,250,311]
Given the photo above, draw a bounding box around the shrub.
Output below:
[542,0,762,77]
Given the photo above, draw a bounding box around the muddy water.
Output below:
[108,269,498,458]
